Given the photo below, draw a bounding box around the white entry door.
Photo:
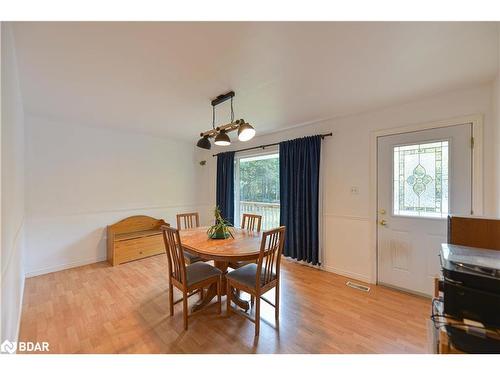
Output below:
[377,124,472,296]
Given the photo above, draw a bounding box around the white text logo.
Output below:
[1,339,50,353]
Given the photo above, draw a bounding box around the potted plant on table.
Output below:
[207,206,234,239]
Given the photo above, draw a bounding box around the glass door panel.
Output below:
[234,152,280,230]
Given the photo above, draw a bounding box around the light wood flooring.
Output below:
[19,255,431,353]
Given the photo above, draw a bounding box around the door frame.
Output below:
[233,146,280,228]
[369,114,484,284]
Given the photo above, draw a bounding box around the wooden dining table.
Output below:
[179,226,262,312]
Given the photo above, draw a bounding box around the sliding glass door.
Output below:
[234,150,280,230]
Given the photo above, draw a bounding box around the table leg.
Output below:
[191,283,218,313]
[191,260,250,313]
[229,287,250,311]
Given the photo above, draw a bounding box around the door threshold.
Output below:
[377,281,431,299]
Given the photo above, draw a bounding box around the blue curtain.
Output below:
[279,135,321,265]
[216,151,235,225]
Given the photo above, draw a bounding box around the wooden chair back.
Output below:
[161,225,187,285]
[256,226,286,289]
[176,212,200,230]
[242,213,262,232]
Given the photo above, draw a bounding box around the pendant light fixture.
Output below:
[237,122,256,141]
[196,91,255,149]
[196,135,211,149]
[214,130,231,146]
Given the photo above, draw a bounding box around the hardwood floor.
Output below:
[19,255,431,353]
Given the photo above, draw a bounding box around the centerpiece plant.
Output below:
[207,206,234,239]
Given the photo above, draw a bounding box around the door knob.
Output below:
[379,219,387,226]
[379,209,386,215]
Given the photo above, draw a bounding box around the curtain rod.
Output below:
[211,132,332,157]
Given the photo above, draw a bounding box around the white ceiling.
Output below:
[11,22,499,142]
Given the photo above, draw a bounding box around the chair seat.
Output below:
[186,262,222,287]
[226,263,276,289]
[230,260,256,269]
[183,251,202,264]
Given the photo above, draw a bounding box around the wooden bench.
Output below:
[107,215,168,266]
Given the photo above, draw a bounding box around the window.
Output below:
[393,140,449,218]
[234,151,280,230]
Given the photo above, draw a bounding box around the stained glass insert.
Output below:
[393,141,449,218]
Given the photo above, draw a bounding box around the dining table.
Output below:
[179,226,262,312]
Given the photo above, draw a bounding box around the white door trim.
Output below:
[233,146,280,228]
[368,114,484,284]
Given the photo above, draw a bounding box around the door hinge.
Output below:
[471,137,475,149]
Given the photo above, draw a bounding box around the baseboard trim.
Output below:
[25,256,107,278]
[322,265,371,284]
[283,257,323,270]
[284,257,372,284]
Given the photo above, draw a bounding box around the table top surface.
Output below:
[179,226,262,261]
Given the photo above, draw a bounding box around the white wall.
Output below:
[1,23,26,343]
[198,83,498,283]
[24,115,207,277]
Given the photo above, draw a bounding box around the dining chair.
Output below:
[176,212,203,265]
[230,213,263,271]
[241,213,262,232]
[161,225,222,330]
[176,212,200,229]
[226,226,286,336]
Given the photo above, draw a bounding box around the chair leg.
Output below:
[217,278,222,314]
[250,295,255,307]
[182,291,188,330]
[255,294,261,336]
[275,284,280,321]
[199,288,204,300]
[169,282,174,316]
[226,280,231,316]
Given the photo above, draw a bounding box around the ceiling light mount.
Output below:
[196,91,255,149]
[211,91,235,107]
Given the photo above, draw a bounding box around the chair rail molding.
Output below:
[28,202,212,218]
[323,213,370,221]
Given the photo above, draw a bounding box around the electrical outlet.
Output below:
[350,186,359,195]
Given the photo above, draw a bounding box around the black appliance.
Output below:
[445,325,500,354]
[440,243,500,327]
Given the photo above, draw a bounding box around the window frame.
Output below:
[391,138,451,220]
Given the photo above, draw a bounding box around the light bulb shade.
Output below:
[196,136,211,149]
[214,130,231,146]
[237,123,256,141]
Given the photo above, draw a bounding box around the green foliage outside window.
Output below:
[239,156,279,203]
